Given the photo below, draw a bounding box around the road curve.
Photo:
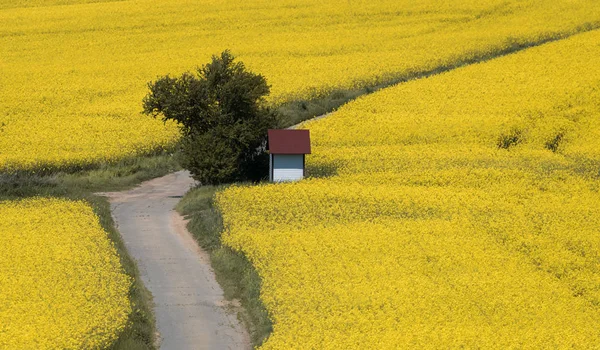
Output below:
[100,171,250,350]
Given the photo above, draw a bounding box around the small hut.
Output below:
[267,129,311,182]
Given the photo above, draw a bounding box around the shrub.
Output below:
[143,50,279,184]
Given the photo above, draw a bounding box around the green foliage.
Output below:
[143,51,279,185]
[497,128,523,149]
[545,132,565,152]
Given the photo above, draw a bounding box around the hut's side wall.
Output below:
[273,154,304,182]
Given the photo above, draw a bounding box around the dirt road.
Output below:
[101,171,250,350]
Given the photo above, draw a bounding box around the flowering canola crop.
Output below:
[2,0,600,170]
[217,29,600,348]
[0,198,131,349]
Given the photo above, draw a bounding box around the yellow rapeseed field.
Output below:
[0,198,131,349]
[2,0,600,170]
[217,29,600,348]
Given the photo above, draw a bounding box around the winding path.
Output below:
[101,171,250,350]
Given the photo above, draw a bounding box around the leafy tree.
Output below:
[143,50,279,184]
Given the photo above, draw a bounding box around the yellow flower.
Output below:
[0,198,131,349]
[217,29,600,348]
[2,0,600,170]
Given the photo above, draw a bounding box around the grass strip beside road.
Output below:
[176,186,272,348]
[94,195,157,350]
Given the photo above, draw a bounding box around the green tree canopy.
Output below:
[143,50,278,184]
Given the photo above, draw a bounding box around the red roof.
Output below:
[267,129,311,154]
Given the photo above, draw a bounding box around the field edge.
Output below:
[276,20,600,127]
[176,186,273,348]
[91,195,158,350]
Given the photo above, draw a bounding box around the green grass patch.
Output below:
[92,195,157,350]
[176,186,273,347]
[0,151,180,199]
